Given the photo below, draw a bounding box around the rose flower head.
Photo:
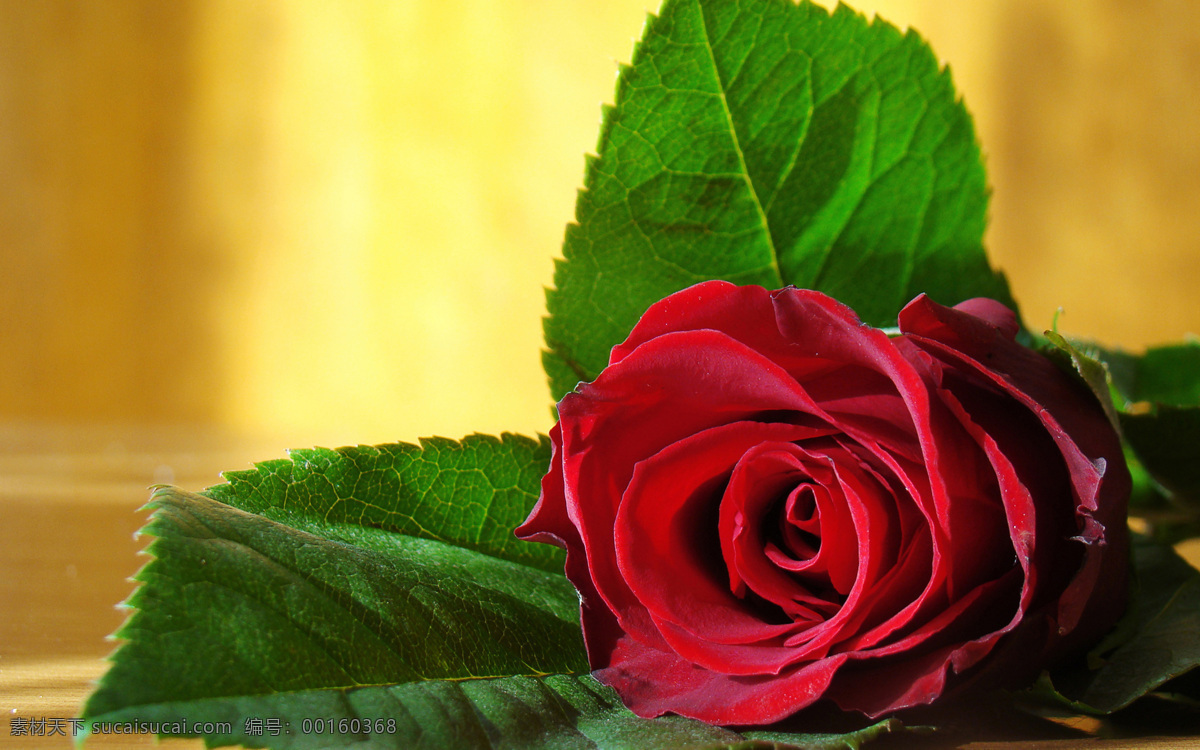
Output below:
[518,281,1130,724]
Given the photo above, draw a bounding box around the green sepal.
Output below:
[1040,332,1123,431]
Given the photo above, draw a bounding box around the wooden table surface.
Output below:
[3,422,1199,750]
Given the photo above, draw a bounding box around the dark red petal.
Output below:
[898,295,1130,652]
[609,280,752,366]
[831,567,1023,717]
[616,423,820,674]
[615,284,934,441]
[515,424,625,668]
[924,364,1073,619]
[597,633,849,725]
[829,643,957,717]
[719,441,860,608]
[855,567,1021,662]
[951,296,1021,339]
[819,525,933,653]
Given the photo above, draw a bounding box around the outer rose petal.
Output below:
[515,423,625,665]
[898,294,1130,654]
[599,633,849,724]
[519,283,1130,725]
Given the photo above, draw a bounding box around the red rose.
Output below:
[518,281,1130,724]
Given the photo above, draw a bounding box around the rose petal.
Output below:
[515,424,629,666]
[899,294,1130,650]
[831,567,1023,717]
[554,329,840,652]
[719,440,859,607]
[616,423,822,673]
[597,633,849,724]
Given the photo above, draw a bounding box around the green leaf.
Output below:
[84,488,588,718]
[1107,341,1200,505]
[84,434,587,742]
[206,433,563,574]
[1121,406,1200,505]
[86,668,909,750]
[543,0,1013,399]
[741,717,911,749]
[85,674,742,749]
[1104,339,1200,409]
[1047,535,1200,714]
[1119,448,1200,545]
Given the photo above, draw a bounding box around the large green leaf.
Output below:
[206,433,563,574]
[83,434,585,743]
[1105,340,1200,408]
[543,0,1013,399]
[84,674,735,750]
[83,487,588,719]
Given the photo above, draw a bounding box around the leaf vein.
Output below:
[693,0,782,285]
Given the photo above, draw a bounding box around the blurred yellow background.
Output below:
[2,0,1198,448]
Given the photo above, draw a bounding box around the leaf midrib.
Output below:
[694,0,784,287]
